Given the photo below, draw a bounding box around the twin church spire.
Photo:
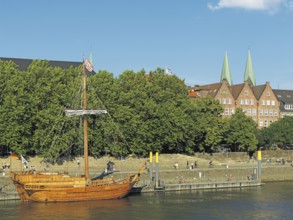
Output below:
[220,49,256,86]
[220,51,233,86]
[243,49,256,86]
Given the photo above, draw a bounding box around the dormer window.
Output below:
[267,92,270,97]
[285,104,293,110]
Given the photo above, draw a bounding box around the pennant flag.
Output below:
[21,155,28,164]
[165,67,173,75]
[84,59,93,72]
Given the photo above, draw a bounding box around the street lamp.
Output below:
[225,148,231,168]
[285,146,290,163]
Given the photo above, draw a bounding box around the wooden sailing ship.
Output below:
[11,60,145,202]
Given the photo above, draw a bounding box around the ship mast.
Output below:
[65,60,107,183]
[82,63,89,180]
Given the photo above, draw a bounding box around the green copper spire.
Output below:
[220,51,232,85]
[244,49,256,86]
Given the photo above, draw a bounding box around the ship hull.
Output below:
[11,172,137,202]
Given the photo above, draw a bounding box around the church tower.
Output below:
[244,49,256,86]
[220,51,233,86]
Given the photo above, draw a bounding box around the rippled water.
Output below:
[1,182,293,220]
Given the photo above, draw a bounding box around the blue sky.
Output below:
[1,0,293,89]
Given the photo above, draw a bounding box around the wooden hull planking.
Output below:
[12,172,138,202]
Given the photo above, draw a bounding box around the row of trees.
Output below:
[0,60,292,161]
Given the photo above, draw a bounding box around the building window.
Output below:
[245,99,249,105]
[264,109,268,116]
[262,100,266,106]
[269,109,273,116]
[267,100,270,106]
[272,100,275,106]
[264,120,268,127]
[247,109,251,115]
[267,92,270,96]
[245,90,249,96]
[274,110,278,116]
[270,120,273,125]
[259,109,263,116]
[222,98,226,104]
[285,104,293,110]
[252,109,257,116]
[228,99,232,105]
[225,108,229,115]
[259,120,263,127]
[240,99,244,105]
[250,99,254,105]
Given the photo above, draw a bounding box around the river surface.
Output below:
[0,182,292,220]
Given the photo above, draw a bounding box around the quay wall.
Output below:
[1,151,293,200]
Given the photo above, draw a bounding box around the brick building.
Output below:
[189,50,281,128]
[273,89,293,118]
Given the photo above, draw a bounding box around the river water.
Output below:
[0,181,292,220]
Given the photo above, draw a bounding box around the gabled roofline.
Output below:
[229,83,246,100]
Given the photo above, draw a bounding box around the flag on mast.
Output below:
[84,59,93,72]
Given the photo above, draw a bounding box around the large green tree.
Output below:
[189,97,228,153]
[0,60,82,160]
[102,68,196,156]
[225,108,258,151]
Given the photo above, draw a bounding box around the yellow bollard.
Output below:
[257,150,262,161]
[149,152,153,186]
[257,150,262,181]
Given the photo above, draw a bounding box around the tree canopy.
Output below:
[257,116,293,149]
[1,60,283,160]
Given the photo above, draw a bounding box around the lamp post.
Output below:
[155,152,159,189]
[225,148,231,168]
[285,146,290,163]
[149,152,153,186]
